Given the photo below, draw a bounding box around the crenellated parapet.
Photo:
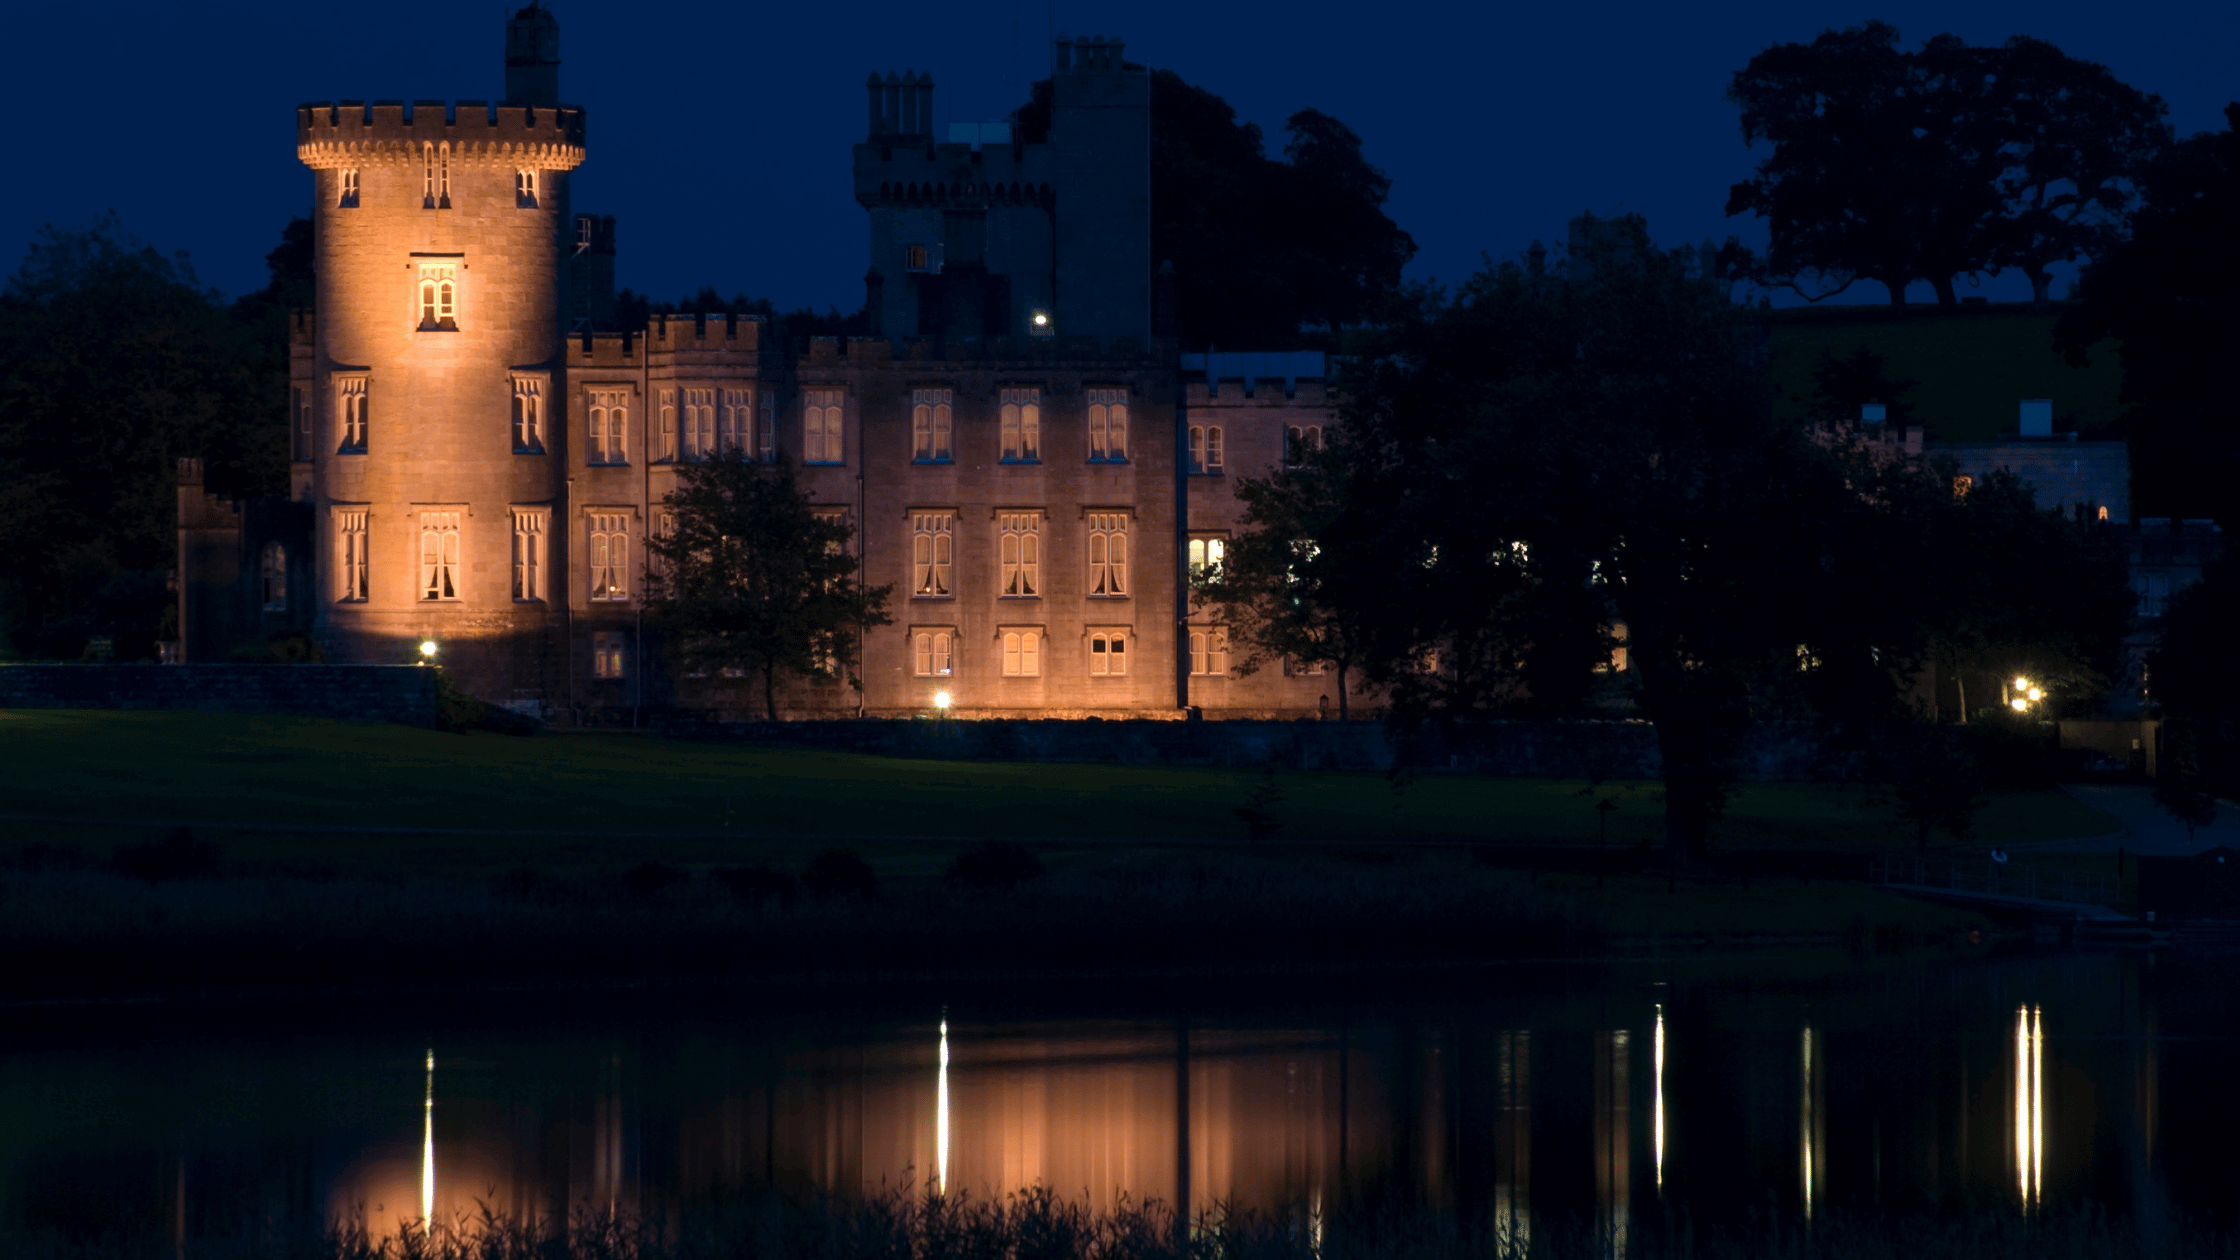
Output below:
[296,99,586,170]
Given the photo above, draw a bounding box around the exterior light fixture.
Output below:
[419,640,439,660]
[1027,310,1054,337]
[2010,698,2029,712]
[933,691,953,711]
[2013,677,2029,691]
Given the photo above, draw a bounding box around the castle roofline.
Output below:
[296,100,585,170]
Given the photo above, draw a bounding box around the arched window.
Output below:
[260,543,287,611]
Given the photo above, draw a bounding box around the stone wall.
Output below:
[0,665,439,726]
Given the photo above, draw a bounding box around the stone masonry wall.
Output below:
[0,665,439,726]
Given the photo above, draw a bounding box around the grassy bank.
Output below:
[5,1186,2229,1260]
[0,712,2113,874]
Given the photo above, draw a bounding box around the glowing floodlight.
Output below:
[2010,698,2029,712]
[419,640,439,659]
[934,691,953,711]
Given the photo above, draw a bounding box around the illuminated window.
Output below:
[1187,535,1226,580]
[1000,513,1040,597]
[912,512,954,597]
[1002,629,1041,677]
[1000,387,1041,462]
[422,145,450,208]
[913,388,953,462]
[335,511,369,602]
[419,512,462,602]
[1285,424,1323,466]
[292,386,312,461]
[804,388,845,464]
[336,377,369,453]
[657,389,677,461]
[913,629,954,676]
[511,377,544,453]
[593,631,626,679]
[1188,424,1224,473]
[338,169,359,208]
[587,389,628,465]
[1953,475,1973,501]
[1087,388,1128,461]
[720,388,755,454]
[682,387,716,459]
[1088,512,1128,596]
[515,169,538,209]
[905,244,930,272]
[1189,627,1229,676]
[2097,505,2110,521]
[759,391,777,463]
[1089,630,1128,676]
[589,513,629,601]
[512,510,546,601]
[260,542,288,612]
[417,263,458,331]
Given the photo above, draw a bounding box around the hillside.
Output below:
[1768,302,2124,442]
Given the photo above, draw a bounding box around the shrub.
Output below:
[802,848,877,898]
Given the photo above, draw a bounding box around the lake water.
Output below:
[3,950,2234,1245]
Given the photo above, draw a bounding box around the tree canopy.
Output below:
[1727,23,2169,307]
[644,452,892,720]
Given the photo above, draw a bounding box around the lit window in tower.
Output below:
[339,169,360,208]
[515,169,538,209]
[587,390,628,465]
[336,378,369,453]
[721,388,754,455]
[589,513,630,601]
[683,388,716,459]
[512,378,544,453]
[419,512,462,601]
[512,510,546,601]
[417,263,458,331]
[335,511,369,602]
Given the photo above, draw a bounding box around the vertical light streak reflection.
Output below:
[936,1019,951,1196]
[421,1048,435,1232]
[2015,1005,2043,1211]
[1593,1030,1629,1258]
[1494,1031,1530,1255]
[1653,1006,1666,1194]
[1799,1028,1818,1222]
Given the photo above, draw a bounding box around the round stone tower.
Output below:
[295,7,584,697]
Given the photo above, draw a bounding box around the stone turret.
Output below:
[504,4,562,107]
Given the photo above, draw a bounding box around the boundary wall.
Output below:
[0,666,439,726]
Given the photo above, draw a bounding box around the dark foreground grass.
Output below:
[0,712,2114,871]
[5,1187,2233,1260]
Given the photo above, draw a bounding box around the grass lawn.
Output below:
[1,711,2116,877]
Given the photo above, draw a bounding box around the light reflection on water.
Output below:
[0,953,2228,1244]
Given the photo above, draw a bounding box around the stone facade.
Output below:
[180,8,1341,722]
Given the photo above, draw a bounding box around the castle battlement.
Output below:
[296,100,586,169]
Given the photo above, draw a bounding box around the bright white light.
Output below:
[2013,677,2029,691]
[936,1020,950,1196]
[933,691,952,710]
[1032,312,1049,327]
[1654,1005,1665,1193]
[419,640,438,658]
[421,1048,435,1232]
[2028,687,2043,702]
[2010,698,2029,712]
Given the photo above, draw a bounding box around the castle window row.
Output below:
[911,511,1126,601]
[328,160,546,211]
[909,627,1131,680]
[326,509,631,606]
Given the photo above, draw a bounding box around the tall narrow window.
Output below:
[905,244,930,271]
[337,378,369,453]
[1285,424,1323,465]
[423,145,437,208]
[512,378,544,453]
[804,388,845,464]
[593,631,626,679]
[1090,631,1129,676]
[1190,627,1229,676]
[515,168,538,208]
[913,630,954,676]
[912,388,953,462]
[512,511,545,601]
[658,389,677,461]
[1000,387,1041,462]
[438,146,450,207]
[338,169,360,208]
[1088,512,1129,596]
[1000,513,1040,597]
[417,263,458,331]
[587,390,628,465]
[336,511,369,601]
[260,542,288,612]
[759,392,777,462]
[1189,424,1224,473]
[721,388,754,454]
[589,513,629,601]
[292,387,312,461]
[1002,630,1041,676]
[1087,388,1128,461]
[682,388,716,459]
[912,512,954,597]
[419,512,462,601]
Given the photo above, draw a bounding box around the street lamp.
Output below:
[419,639,438,664]
[933,690,952,712]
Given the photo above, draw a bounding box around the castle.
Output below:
[178,7,1342,721]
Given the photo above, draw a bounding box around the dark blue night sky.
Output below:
[7,1,2234,310]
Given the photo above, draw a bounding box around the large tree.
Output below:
[2055,104,2240,523]
[1727,24,2168,309]
[0,215,290,652]
[643,451,891,720]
